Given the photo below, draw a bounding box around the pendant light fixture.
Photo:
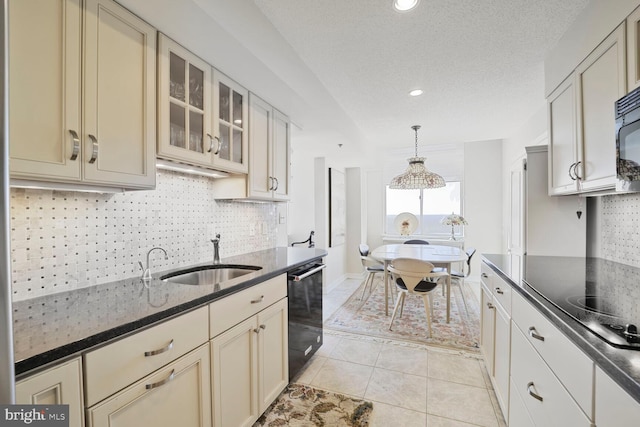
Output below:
[389,125,445,189]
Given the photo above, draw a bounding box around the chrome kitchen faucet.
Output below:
[140,247,169,281]
[211,234,221,264]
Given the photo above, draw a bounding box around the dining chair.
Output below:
[447,247,476,314]
[358,244,385,300]
[403,239,430,245]
[387,258,450,338]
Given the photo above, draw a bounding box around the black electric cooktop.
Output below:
[523,256,640,350]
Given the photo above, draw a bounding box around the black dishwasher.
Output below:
[287,262,325,380]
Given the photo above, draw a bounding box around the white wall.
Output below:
[346,168,364,275]
[463,140,503,284]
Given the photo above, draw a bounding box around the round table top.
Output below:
[370,243,467,263]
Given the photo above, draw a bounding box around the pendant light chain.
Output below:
[412,124,421,156]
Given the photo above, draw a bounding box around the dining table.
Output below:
[370,243,468,321]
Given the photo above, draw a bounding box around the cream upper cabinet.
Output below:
[574,23,626,193]
[248,94,290,201]
[9,0,156,190]
[158,35,250,174]
[548,75,579,195]
[212,72,249,173]
[628,6,640,91]
[9,0,82,182]
[548,23,625,195]
[157,34,213,167]
[16,357,85,427]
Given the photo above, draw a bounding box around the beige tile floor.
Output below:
[292,278,507,427]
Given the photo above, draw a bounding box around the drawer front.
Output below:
[210,274,286,337]
[595,366,640,427]
[491,273,512,315]
[511,326,591,427]
[84,306,209,407]
[512,291,593,417]
[481,262,493,287]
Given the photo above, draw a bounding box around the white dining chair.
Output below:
[387,258,450,338]
[358,244,385,300]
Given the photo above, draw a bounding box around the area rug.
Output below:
[324,278,480,351]
[254,383,373,426]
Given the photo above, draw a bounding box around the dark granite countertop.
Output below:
[13,247,327,377]
[482,253,640,403]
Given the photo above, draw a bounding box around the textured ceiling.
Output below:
[253,0,590,149]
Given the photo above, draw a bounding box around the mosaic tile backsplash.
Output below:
[10,170,279,301]
[599,192,640,268]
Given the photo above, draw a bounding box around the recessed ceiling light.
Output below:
[409,89,424,97]
[393,0,420,12]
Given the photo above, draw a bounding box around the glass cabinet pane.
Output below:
[219,123,230,160]
[232,128,242,163]
[189,64,203,110]
[219,83,230,122]
[189,111,203,153]
[232,91,243,127]
[170,103,186,148]
[169,53,185,102]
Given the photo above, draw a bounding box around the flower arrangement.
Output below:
[441,212,468,240]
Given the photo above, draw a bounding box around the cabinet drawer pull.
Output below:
[273,177,279,191]
[268,177,275,191]
[253,324,267,334]
[568,162,577,180]
[486,302,494,309]
[145,369,175,390]
[88,134,99,164]
[495,287,504,295]
[209,136,221,155]
[527,382,543,402]
[144,339,174,357]
[528,327,545,342]
[251,295,264,304]
[574,161,582,180]
[69,130,80,160]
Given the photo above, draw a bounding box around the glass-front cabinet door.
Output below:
[213,72,249,173]
[158,34,212,166]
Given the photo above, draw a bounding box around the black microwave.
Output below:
[615,86,640,192]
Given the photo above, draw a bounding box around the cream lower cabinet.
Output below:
[211,297,288,427]
[595,366,640,427]
[9,0,156,190]
[86,344,211,427]
[479,263,511,419]
[16,357,85,427]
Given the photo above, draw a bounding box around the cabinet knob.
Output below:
[253,324,267,334]
[486,302,494,309]
[526,382,544,402]
[69,130,80,161]
[495,288,504,295]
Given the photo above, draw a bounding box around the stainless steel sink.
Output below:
[160,264,261,286]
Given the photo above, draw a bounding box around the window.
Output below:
[385,182,462,237]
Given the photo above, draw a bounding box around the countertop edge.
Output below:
[482,254,640,404]
[15,250,326,377]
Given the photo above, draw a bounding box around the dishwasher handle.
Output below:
[290,264,326,282]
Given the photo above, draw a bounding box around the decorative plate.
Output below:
[394,212,418,236]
